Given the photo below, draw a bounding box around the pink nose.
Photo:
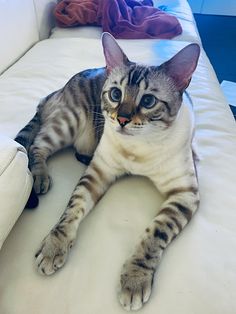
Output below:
[117,116,131,127]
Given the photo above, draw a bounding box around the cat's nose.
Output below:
[117,115,131,127]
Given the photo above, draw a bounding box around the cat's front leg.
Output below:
[36,156,123,275]
[119,186,200,311]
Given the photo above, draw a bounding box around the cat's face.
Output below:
[101,63,182,136]
[101,33,200,136]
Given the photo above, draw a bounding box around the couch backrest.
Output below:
[0,0,57,74]
[33,0,57,40]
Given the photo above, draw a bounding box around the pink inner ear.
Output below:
[102,32,129,73]
[163,43,200,91]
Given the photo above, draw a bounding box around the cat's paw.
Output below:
[35,230,73,275]
[75,152,92,166]
[33,173,52,194]
[119,260,154,311]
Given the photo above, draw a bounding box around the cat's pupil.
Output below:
[109,87,122,102]
[141,94,156,109]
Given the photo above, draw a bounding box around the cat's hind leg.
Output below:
[29,122,74,194]
[73,115,101,166]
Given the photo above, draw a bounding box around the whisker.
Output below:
[92,124,105,132]
[90,112,104,118]
[93,126,104,133]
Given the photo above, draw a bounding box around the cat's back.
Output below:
[39,67,107,121]
[64,67,107,104]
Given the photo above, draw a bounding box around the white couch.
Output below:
[0,1,236,313]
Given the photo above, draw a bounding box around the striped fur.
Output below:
[15,68,106,194]
[17,33,200,310]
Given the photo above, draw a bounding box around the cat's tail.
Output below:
[15,111,41,209]
[14,111,40,152]
[25,187,39,209]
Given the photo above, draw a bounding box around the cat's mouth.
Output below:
[106,115,134,136]
[116,126,134,136]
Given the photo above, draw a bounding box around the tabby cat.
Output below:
[15,33,200,311]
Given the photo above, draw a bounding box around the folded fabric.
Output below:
[54,0,182,39]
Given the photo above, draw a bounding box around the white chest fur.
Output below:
[97,97,195,179]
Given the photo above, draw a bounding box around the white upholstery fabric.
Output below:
[0,0,58,74]
[51,25,103,40]
[0,0,39,74]
[155,0,201,43]
[33,0,57,40]
[0,135,32,249]
[0,36,235,314]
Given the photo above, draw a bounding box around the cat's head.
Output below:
[101,32,200,136]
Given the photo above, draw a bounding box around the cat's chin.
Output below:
[115,127,133,136]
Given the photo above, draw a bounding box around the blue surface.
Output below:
[194,14,236,83]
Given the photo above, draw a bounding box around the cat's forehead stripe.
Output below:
[149,88,159,93]
[126,66,150,90]
[128,67,144,84]
[120,76,126,86]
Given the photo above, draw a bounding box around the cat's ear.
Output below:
[160,43,200,91]
[102,32,130,74]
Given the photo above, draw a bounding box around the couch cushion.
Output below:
[0,0,39,74]
[0,37,235,314]
[0,135,32,249]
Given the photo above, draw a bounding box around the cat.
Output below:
[15,32,200,311]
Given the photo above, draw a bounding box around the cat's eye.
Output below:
[109,87,122,102]
[140,94,157,109]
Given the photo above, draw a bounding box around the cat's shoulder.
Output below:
[69,67,106,82]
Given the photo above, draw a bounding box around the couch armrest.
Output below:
[0,135,32,249]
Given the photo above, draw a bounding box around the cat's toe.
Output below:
[119,262,154,311]
[35,231,69,275]
[36,253,58,275]
[119,288,144,311]
[33,174,52,194]
[119,285,152,311]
